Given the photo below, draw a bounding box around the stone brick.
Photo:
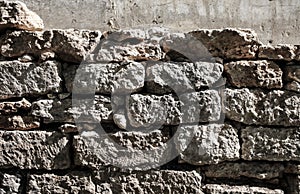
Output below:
[0,173,21,194]
[259,44,296,61]
[225,88,300,126]
[203,184,284,194]
[0,98,31,115]
[0,60,61,100]
[27,173,95,193]
[242,127,300,161]
[0,0,44,31]
[128,91,221,128]
[0,115,39,130]
[175,124,240,165]
[204,162,284,180]
[189,28,261,60]
[284,65,300,93]
[0,131,70,169]
[224,60,282,89]
[146,61,223,94]
[105,170,203,194]
[0,29,101,63]
[64,61,145,94]
[74,130,171,170]
[31,96,112,124]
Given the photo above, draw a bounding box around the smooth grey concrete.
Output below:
[22,0,300,44]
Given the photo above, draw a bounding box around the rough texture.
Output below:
[259,45,297,61]
[146,61,223,94]
[74,130,170,170]
[224,60,282,88]
[189,28,261,59]
[27,173,96,193]
[204,162,284,180]
[65,61,145,94]
[0,98,31,114]
[0,60,61,99]
[0,173,21,194]
[0,0,43,31]
[0,131,70,169]
[225,88,300,126]
[242,127,300,161]
[0,30,101,63]
[203,184,284,194]
[0,115,39,130]
[175,124,240,165]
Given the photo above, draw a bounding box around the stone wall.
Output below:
[0,1,300,193]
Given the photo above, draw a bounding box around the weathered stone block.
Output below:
[0,98,31,115]
[0,115,39,130]
[189,28,261,59]
[27,173,95,193]
[0,60,61,99]
[225,88,300,126]
[224,60,282,88]
[105,170,203,194]
[175,124,240,165]
[128,90,221,128]
[31,96,112,123]
[0,0,44,31]
[242,127,300,161]
[203,184,284,194]
[0,29,101,63]
[146,61,223,94]
[259,44,296,61]
[65,61,145,94]
[0,173,21,194]
[0,131,70,169]
[204,162,284,180]
[74,130,170,170]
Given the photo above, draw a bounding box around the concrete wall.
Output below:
[22,0,300,45]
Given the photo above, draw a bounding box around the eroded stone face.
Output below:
[203,184,284,194]
[0,30,101,63]
[0,98,31,115]
[0,0,44,31]
[224,60,282,89]
[0,173,21,194]
[175,124,240,165]
[27,173,96,194]
[0,115,39,130]
[0,131,70,169]
[225,88,300,126]
[259,45,297,61]
[0,60,62,100]
[74,130,171,170]
[146,61,223,94]
[242,127,300,161]
[189,28,262,59]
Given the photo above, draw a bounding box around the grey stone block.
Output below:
[204,184,284,194]
[0,60,62,100]
[0,131,70,169]
[0,173,21,194]
[242,127,300,161]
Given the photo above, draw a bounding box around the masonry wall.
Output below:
[0,1,300,193]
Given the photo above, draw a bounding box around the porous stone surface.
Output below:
[284,65,300,93]
[0,173,21,194]
[146,61,223,94]
[259,44,297,61]
[104,170,203,194]
[224,60,282,88]
[225,88,300,126]
[0,60,61,99]
[0,0,44,31]
[128,90,221,128]
[0,131,70,169]
[0,115,39,130]
[27,173,96,193]
[31,96,112,124]
[189,28,261,59]
[0,29,101,63]
[203,184,284,194]
[74,130,170,170]
[175,124,240,165]
[0,98,31,114]
[242,127,300,161]
[204,162,284,180]
[64,61,145,94]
